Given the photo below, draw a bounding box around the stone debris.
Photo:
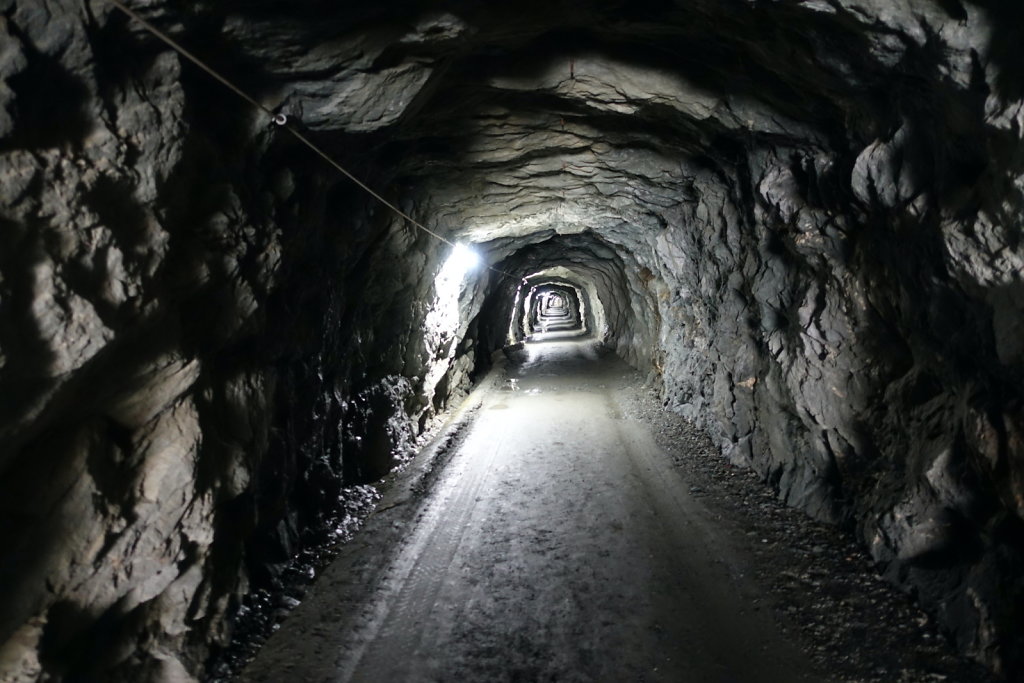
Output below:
[625,386,995,683]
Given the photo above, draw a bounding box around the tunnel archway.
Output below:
[523,281,585,338]
[470,230,658,373]
[2,1,1023,680]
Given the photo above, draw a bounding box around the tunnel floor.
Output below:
[237,340,994,683]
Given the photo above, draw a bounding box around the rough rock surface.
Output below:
[0,0,1022,680]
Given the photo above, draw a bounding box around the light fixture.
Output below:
[448,242,481,276]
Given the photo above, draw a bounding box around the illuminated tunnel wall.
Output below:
[1,1,1023,680]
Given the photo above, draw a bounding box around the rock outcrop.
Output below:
[1,0,1022,680]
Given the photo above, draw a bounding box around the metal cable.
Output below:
[108,0,519,279]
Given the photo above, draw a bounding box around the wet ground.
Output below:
[235,337,994,683]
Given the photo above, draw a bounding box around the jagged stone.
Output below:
[1,0,1023,680]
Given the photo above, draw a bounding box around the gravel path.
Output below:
[237,338,993,683]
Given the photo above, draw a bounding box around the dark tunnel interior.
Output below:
[1,0,1024,680]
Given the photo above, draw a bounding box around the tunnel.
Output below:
[525,283,583,337]
[1,0,1023,681]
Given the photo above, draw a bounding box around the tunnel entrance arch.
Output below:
[523,281,584,338]
[507,267,607,345]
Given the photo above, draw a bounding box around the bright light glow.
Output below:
[448,242,481,276]
[421,242,482,408]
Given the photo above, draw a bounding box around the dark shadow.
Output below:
[83,175,151,252]
[974,0,1024,102]
[0,39,92,152]
[0,226,60,441]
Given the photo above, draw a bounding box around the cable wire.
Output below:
[107,0,518,279]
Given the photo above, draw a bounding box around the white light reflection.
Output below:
[422,242,482,407]
[447,242,481,276]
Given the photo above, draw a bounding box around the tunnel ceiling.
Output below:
[190,0,1020,309]
[216,0,859,246]
[3,0,1024,681]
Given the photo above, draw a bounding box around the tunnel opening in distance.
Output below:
[524,282,585,340]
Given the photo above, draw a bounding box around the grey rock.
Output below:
[2,0,1024,680]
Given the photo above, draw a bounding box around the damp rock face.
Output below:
[1,0,1023,680]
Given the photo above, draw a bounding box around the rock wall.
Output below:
[0,2,469,679]
[648,17,1024,673]
[656,139,1024,672]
